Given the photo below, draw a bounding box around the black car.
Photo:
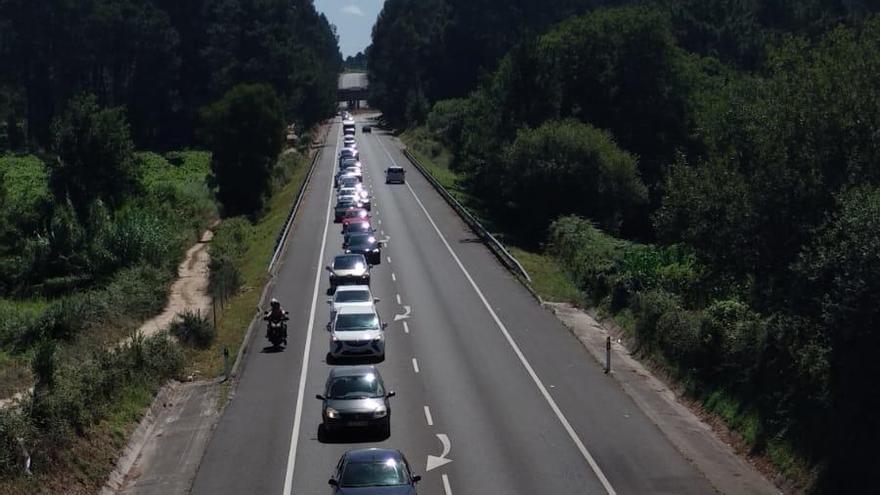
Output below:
[335,198,360,222]
[342,220,374,237]
[316,365,395,436]
[329,448,420,494]
[345,233,382,265]
[362,125,372,133]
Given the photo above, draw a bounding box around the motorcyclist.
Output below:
[263,298,289,344]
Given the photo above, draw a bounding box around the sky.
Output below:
[314,0,385,58]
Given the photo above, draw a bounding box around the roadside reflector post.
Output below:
[223,346,230,380]
[605,336,611,374]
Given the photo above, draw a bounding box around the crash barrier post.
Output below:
[605,336,611,374]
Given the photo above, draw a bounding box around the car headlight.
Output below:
[373,335,384,342]
[372,405,387,418]
[326,407,340,419]
[373,249,380,252]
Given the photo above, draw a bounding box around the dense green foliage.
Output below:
[379,1,880,490]
[0,0,340,151]
[201,84,285,217]
[344,52,367,71]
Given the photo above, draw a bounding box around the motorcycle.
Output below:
[263,311,289,348]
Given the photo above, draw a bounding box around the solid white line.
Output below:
[412,358,420,373]
[282,123,340,495]
[396,293,402,304]
[442,474,452,495]
[391,273,397,282]
[402,321,410,334]
[374,133,618,495]
[423,406,434,426]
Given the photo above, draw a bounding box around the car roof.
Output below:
[334,253,366,263]
[336,305,377,315]
[335,285,370,293]
[344,448,402,463]
[328,365,380,379]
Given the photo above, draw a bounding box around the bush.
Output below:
[656,305,703,371]
[631,289,682,354]
[0,407,30,476]
[169,310,215,349]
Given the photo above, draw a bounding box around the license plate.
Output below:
[347,421,369,427]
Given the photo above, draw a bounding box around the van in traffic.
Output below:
[385,166,405,184]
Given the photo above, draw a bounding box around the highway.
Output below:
[189,115,718,494]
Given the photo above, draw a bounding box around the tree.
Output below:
[499,120,647,239]
[201,84,284,217]
[49,93,136,212]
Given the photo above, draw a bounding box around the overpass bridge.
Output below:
[338,72,368,109]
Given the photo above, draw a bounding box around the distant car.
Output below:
[327,306,387,360]
[339,147,359,162]
[344,233,383,265]
[362,125,372,133]
[343,136,356,147]
[316,365,394,436]
[327,254,371,291]
[326,285,378,321]
[385,166,405,184]
[334,198,360,222]
[338,176,361,190]
[328,448,421,494]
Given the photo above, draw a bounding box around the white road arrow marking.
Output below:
[426,433,452,471]
[393,305,411,321]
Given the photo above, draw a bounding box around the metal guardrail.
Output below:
[268,137,325,272]
[402,149,532,284]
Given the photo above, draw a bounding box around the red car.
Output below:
[341,208,370,226]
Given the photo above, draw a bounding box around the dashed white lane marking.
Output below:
[396,293,402,305]
[374,130,618,495]
[403,321,410,334]
[378,219,382,225]
[391,273,397,282]
[386,256,391,263]
[442,474,453,495]
[412,358,420,373]
[424,406,434,426]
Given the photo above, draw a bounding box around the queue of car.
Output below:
[319,112,422,493]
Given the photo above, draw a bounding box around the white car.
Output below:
[328,306,387,360]
[326,285,379,322]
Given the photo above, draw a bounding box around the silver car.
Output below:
[327,254,371,291]
[315,365,395,436]
[326,285,379,322]
[327,305,387,360]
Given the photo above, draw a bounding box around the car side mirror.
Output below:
[382,322,388,329]
[315,394,325,400]
[387,391,396,398]
[328,478,338,486]
[374,297,381,303]
[412,475,421,483]
[325,266,334,274]
[326,299,332,304]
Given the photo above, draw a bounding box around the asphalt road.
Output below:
[190,117,717,495]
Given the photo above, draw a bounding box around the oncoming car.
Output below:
[329,448,421,494]
[327,306,387,360]
[385,166,405,184]
[315,365,395,436]
[327,254,371,291]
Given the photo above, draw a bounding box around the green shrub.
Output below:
[169,310,215,349]
[631,289,682,354]
[700,299,764,382]
[0,407,30,476]
[656,306,703,372]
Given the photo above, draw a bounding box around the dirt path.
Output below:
[136,228,214,338]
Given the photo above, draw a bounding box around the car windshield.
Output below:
[336,200,355,209]
[347,222,371,233]
[334,256,365,270]
[335,289,371,303]
[340,459,409,487]
[348,235,376,249]
[341,178,358,187]
[327,374,384,399]
[335,313,380,331]
[343,210,367,219]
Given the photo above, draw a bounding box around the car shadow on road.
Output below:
[260,345,285,354]
[325,353,385,365]
[317,424,390,444]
